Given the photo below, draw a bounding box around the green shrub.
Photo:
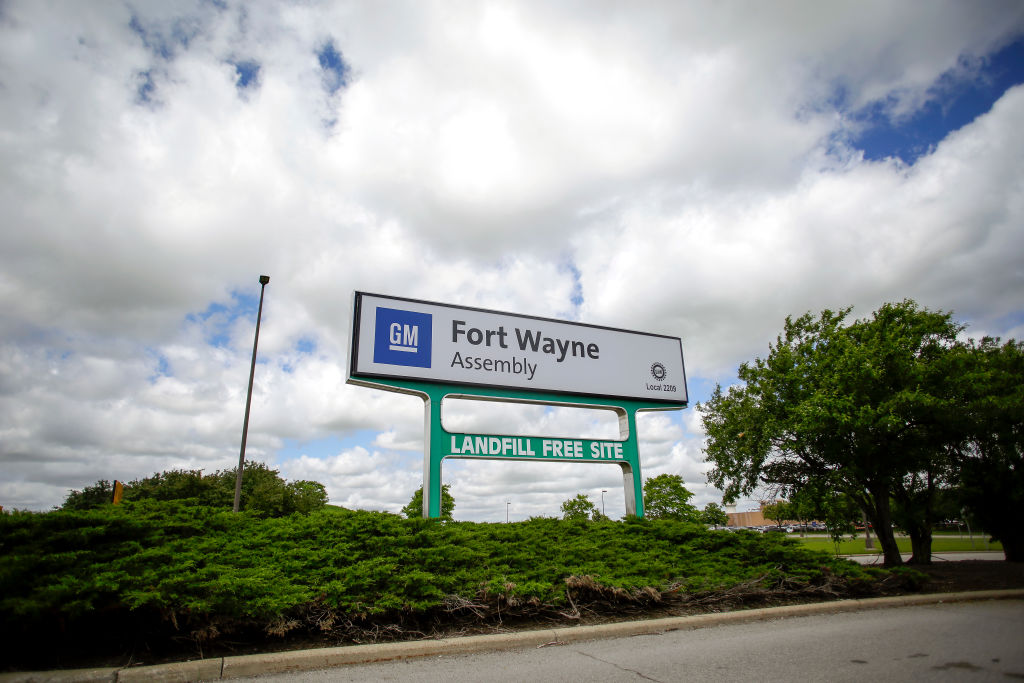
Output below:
[0,503,905,668]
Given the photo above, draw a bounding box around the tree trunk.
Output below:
[868,493,903,567]
[907,529,933,565]
[899,470,936,565]
[1001,531,1024,562]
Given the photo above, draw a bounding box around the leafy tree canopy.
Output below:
[642,474,700,522]
[761,501,790,526]
[402,484,455,520]
[951,337,1024,561]
[701,502,729,527]
[62,463,327,517]
[701,300,964,566]
[560,493,599,521]
[62,480,116,511]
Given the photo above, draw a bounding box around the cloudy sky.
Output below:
[2,1,1023,520]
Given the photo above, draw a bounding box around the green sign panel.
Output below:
[448,434,626,461]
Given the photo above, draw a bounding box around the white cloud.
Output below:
[1,1,1022,518]
[281,446,421,513]
[574,85,1024,377]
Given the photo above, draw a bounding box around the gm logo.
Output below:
[373,307,432,368]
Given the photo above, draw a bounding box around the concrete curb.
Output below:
[4,589,1022,682]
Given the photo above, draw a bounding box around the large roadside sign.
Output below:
[348,292,687,406]
[347,291,689,519]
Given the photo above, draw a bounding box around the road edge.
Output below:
[4,589,1023,682]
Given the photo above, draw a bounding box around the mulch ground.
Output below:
[913,559,1024,593]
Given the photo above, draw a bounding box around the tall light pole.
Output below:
[506,500,510,523]
[234,275,270,513]
[601,489,607,517]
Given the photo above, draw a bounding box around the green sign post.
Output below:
[347,292,687,518]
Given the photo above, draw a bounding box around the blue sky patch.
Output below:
[685,376,730,408]
[128,14,202,61]
[974,309,1024,339]
[185,289,264,350]
[186,302,231,348]
[280,338,317,374]
[275,432,380,463]
[563,258,584,309]
[146,348,172,382]
[851,36,1024,164]
[317,40,350,95]
[135,69,158,104]
[231,59,261,91]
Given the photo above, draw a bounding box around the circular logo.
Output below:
[650,362,667,381]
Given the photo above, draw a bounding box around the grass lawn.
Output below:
[792,535,1002,555]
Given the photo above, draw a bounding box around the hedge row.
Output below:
[0,501,906,668]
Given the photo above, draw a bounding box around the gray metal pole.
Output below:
[234,275,269,513]
[863,511,875,550]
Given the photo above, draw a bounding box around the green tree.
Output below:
[287,480,329,514]
[780,480,860,546]
[702,301,963,566]
[761,501,791,528]
[124,469,227,506]
[402,484,455,520]
[701,502,729,528]
[62,479,114,510]
[560,493,598,521]
[62,463,328,517]
[210,462,324,517]
[780,484,830,537]
[818,490,861,551]
[952,337,1024,561]
[642,474,700,521]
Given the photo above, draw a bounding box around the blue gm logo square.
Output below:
[373,307,432,368]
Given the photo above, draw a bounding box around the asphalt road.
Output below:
[241,599,1024,682]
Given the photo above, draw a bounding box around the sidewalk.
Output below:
[843,550,1005,565]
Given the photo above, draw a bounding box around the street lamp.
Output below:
[234,275,270,513]
[506,500,511,523]
[601,489,607,517]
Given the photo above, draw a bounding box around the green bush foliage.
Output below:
[61,463,327,517]
[0,503,906,668]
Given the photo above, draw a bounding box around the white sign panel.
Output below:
[348,292,687,405]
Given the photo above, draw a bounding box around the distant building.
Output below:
[726,507,768,527]
[725,500,809,528]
